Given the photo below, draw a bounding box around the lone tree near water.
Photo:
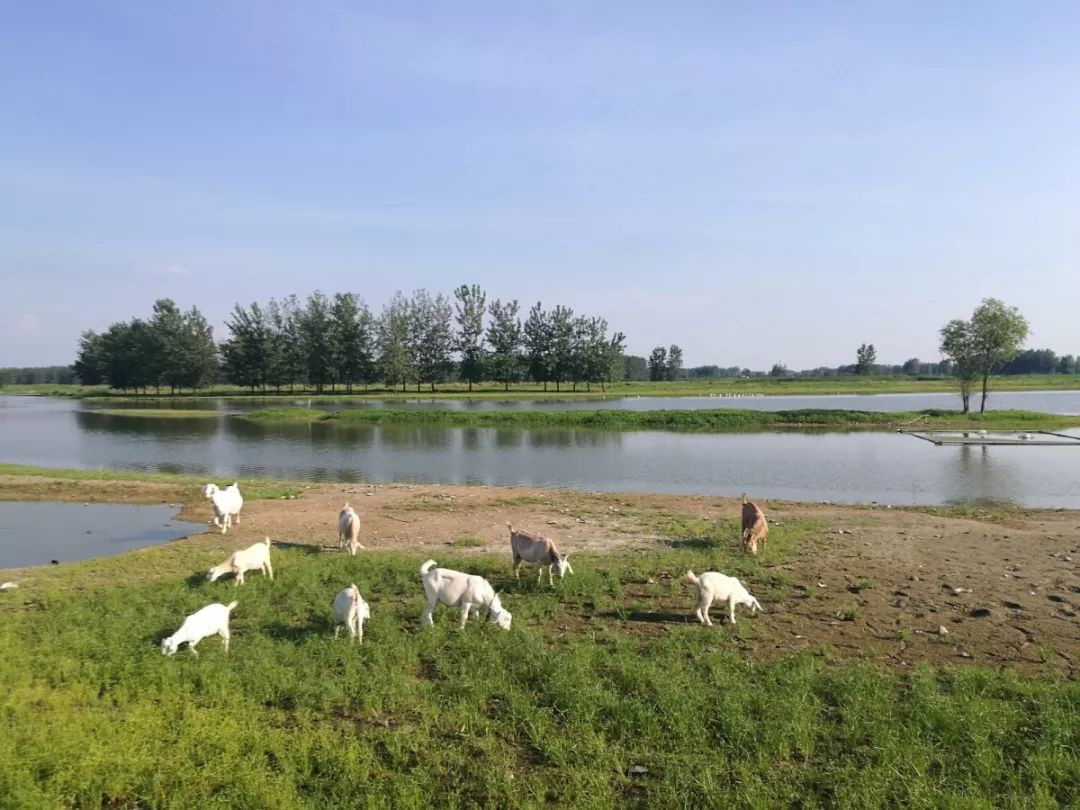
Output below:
[855,343,876,375]
[940,298,1029,413]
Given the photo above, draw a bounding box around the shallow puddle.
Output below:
[0,501,205,569]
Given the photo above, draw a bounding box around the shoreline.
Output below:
[2,468,1076,804]
[79,405,1080,433]
[1,467,1076,677]
[5,374,1080,401]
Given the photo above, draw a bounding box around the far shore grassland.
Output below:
[4,373,1080,401]
[83,405,1080,433]
[0,467,1077,807]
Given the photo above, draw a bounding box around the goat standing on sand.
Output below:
[684,570,763,626]
[419,560,512,630]
[206,537,273,585]
[507,523,573,585]
[332,583,371,643]
[203,482,244,534]
[161,601,237,656]
[338,504,364,556]
[740,493,768,555]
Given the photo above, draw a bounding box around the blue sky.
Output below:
[2,2,1079,368]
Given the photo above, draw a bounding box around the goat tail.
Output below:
[684,569,699,585]
[264,536,272,547]
[226,601,239,612]
[506,521,514,533]
[741,492,748,504]
[350,582,359,595]
[420,559,437,575]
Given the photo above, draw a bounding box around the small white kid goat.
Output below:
[338,504,364,556]
[419,560,512,630]
[203,482,244,534]
[206,537,273,586]
[161,601,238,656]
[332,583,371,643]
[684,570,763,626]
[507,522,573,585]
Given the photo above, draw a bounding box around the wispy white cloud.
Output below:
[152,264,190,277]
[12,312,42,338]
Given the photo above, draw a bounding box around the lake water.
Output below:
[0,501,206,569]
[2,395,1080,508]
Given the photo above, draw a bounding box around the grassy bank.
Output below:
[233,406,1080,433]
[0,464,302,501]
[6,374,1080,402]
[1,532,1076,808]
[88,408,223,419]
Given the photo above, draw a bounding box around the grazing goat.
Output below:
[507,522,573,585]
[419,560,512,630]
[338,504,364,555]
[203,482,244,534]
[206,537,273,585]
[684,570,763,626]
[161,601,237,656]
[0,582,17,591]
[740,493,768,555]
[332,583,371,643]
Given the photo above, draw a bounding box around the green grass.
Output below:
[86,408,224,419]
[449,537,486,548]
[0,540,1076,809]
[6,374,1080,402]
[0,464,303,501]
[232,406,1080,433]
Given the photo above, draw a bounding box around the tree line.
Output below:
[71,287,627,394]
[0,366,78,386]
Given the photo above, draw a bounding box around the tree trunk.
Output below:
[979,372,990,413]
[468,379,473,392]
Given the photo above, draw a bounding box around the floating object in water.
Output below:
[899,429,1080,446]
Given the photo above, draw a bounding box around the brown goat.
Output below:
[740,493,768,555]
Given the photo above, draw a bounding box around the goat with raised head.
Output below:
[338,504,364,556]
[161,601,238,655]
[740,493,768,555]
[507,522,573,585]
[332,583,371,643]
[206,537,273,586]
[419,560,511,630]
[684,570,763,626]
[203,482,244,534]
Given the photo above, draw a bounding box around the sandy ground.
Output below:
[2,476,1078,676]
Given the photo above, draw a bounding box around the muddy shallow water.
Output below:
[0,501,205,568]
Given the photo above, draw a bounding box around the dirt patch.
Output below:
[2,475,1077,675]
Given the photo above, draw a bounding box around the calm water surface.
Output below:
[0,501,205,569]
[2,396,1079,508]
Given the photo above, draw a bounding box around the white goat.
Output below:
[684,570,763,626]
[161,601,237,656]
[203,482,244,534]
[332,583,371,643]
[338,504,364,555]
[207,537,273,586]
[507,522,573,585]
[419,560,512,630]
